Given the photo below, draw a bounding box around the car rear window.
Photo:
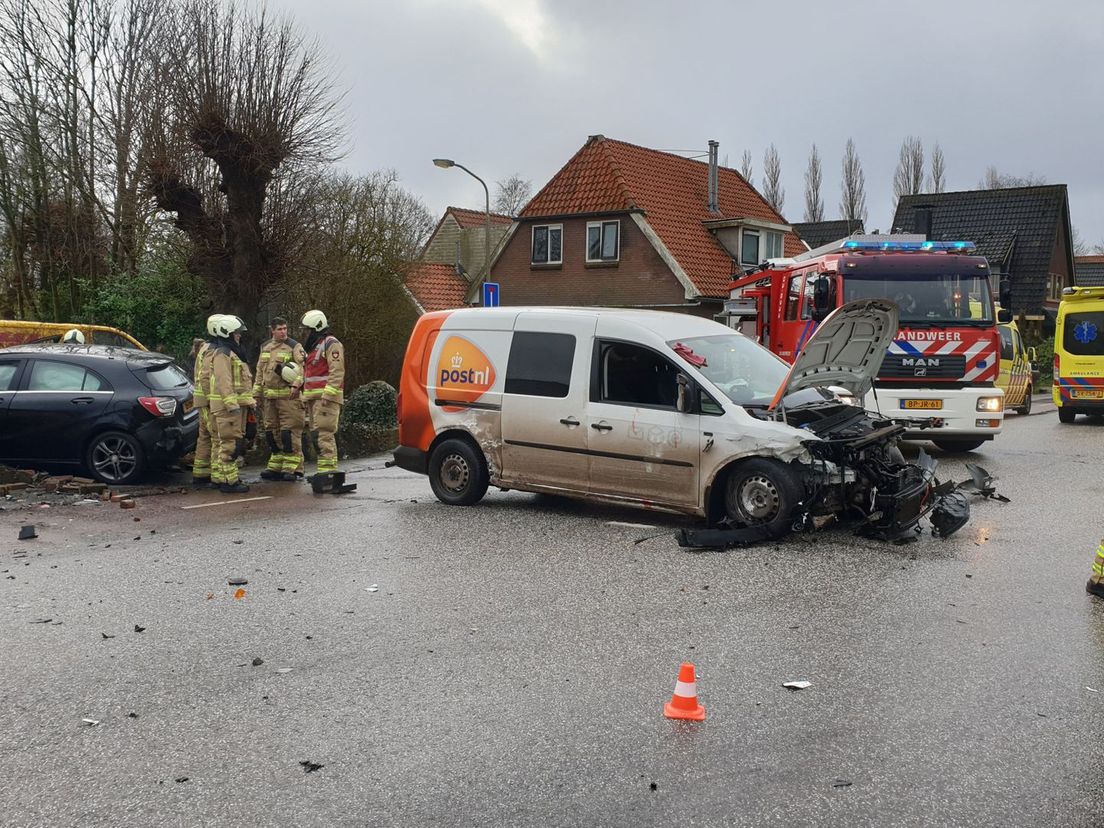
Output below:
[1063,312,1104,357]
[141,362,191,390]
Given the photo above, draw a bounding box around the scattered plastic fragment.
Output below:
[133,624,146,633]
[300,760,324,773]
[175,777,189,784]
[366,584,379,593]
[783,680,812,690]
[832,779,853,788]
[101,632,114,639]
[127,712,138,718]
[18,525,36,540]
[233,588,246,600]
[276,668,293,674]
[252,657,264,666]
[81,718,99,726]
[228,578,248,586]
[1087,687,1099,693]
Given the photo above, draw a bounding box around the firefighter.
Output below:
[300,309,344,481]
[254,316,306,481]
[209,315,253,493]
[1089,539,1104,600]
[62,329,85,345]
[191,315,223,487]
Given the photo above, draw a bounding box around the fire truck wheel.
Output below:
[932,438,986,453]
[428,437,489,506]
[723,458,802,539]
[1014,385,1033,415]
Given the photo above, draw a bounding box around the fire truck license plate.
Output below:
[901,399,943,410]
[1073,389,1104,399]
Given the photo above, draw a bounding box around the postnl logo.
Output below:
[436,336,496,411]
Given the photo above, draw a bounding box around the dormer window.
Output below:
[531,224,563,265]
[739,228,784,266]
[586,220,620,263]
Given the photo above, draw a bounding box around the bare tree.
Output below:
[892,136,924,207]
[839,138,867,224]
[803,143,823,222]
[928,142,946,193]
[739,149,753,182]
[492,174,530,216]
[979,166,1048,189]
[146,0,344,328]
[1072,226,1089,257]
[761,144,784,214]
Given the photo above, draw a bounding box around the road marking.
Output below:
[181,496,273,510]
[605,520,656,530]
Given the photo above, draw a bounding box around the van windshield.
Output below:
[1063,312,1104,356]
[668,333,790,407]
[843,272,994,326]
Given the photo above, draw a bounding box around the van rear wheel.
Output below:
[428,437,489,506]
[1058,407,1076,424]
[724,458,803,539]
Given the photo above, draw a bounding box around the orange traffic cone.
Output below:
[664,662,705,721]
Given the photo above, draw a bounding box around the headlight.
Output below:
[976,396,1003,412]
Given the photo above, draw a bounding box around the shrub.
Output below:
[340,381,398,429]
[1032,336,1055,385]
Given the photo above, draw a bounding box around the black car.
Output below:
[0,344,198,485]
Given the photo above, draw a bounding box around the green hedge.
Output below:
[341,381,398,429]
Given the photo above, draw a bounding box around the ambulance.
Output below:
[392,303,969,539]
[1053,286,1104,422]
[727,239,1005,452]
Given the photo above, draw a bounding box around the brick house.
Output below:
[487,135,804,318]
[893,186,1075,320]
[403,206,513,313]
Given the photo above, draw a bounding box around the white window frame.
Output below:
[765,230,784,259]
[740,228,761,267]
[586,220,620,263]
[531,223,563,266]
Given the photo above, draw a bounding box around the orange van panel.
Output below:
[398,311,453,452]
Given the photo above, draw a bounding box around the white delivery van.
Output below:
[393,301,962,539]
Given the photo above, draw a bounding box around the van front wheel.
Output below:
[724,458,803,539]
[428,438,489,506]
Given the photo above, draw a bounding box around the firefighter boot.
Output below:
[220,481,250,494]
[261,431,282,480]
[1088,581,1104,600]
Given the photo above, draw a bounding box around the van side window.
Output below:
[599,342,680,408]
[505,332,575,397]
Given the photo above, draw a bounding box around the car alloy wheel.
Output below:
[88,432,142,484]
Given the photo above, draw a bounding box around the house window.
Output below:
[740,229,760,267]
[505,332,575,398]
[765,231,784,259]
[1047,273,1064,302]
[586,221,620,263]
[531,224,563,266]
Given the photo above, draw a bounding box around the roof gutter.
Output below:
[518,208,646,223]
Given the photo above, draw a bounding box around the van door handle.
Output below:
[71,397,94,405]
[591,421,613,432]
[559,417,579,426]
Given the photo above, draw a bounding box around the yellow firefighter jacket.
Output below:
[253,337,306,399]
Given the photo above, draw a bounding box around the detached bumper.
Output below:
[392,445,428,475]
[862,387,1004,439]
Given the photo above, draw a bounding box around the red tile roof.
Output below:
[447,206,514,229]
[404,262,469,313]
[1075,255,1104,264]
[521,136,804,297]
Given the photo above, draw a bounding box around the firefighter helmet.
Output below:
[61,329,85,345]
[301,309,328,331]
[205,315,225,337]
[214,315,245,338]
[278,361,302,385]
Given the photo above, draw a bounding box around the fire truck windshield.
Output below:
[668,334,790,406]
[842,272,994,326]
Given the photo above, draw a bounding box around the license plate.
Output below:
[183,397,194,412]
[1073,389,1104,400]
[901,399,943,410]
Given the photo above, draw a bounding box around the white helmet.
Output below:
[62,329,85,345]
[205,314,225,337]
[279,362,302,385]
[301,309,328,331]
[214,315,245,338]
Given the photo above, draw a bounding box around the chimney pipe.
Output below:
[707,140,719,213]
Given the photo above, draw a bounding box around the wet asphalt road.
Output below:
[1,404,1103,827]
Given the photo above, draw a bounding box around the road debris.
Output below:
[120,499,136,510]
[133,624,146,633]
[782,680,812,690]
[233,588,246,600]
[252,657,264,666]
[175,777,189,784]
[366,584,379,593]
[17,525,36,540]
[300,760,324,773]
[276,668,293,674]
[228,578,248,586]
[81,718,100,726]
[832,779,853,788]
[127,712,138,718]
[101,632,115,639]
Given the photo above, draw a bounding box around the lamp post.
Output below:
[433,158,491,299]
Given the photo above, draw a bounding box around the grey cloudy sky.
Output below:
[273,0,1104,243]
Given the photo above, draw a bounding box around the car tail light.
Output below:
[139,396,177,417]
[1053,353,1060,375]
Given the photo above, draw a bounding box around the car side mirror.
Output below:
[811,276,834,322]
[996,308,1012,323]
[676,374,695,414]
[1029,347,1038,363]
[998,278,1012,309]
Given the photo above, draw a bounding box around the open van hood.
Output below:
[770,299,898,406]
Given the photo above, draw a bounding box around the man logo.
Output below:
[901,357,941,368]
[914,367,928,377]
[435,336,496,411]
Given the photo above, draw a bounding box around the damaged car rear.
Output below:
[674,299,970,547]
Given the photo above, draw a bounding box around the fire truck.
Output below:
[727,238,1006,452]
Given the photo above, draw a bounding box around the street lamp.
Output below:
[433,158,491,300]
